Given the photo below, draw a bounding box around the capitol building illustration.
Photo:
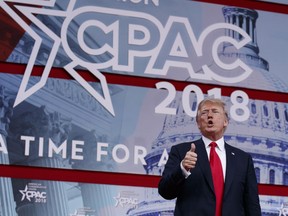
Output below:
[0,2,287,216]
[128,7,288,216]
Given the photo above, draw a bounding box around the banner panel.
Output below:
[0,73,287,187]
[0,177,287,216]
[1,0,288,97]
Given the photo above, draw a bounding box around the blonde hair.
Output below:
[196,98,229,123]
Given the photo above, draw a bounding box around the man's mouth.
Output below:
[208,120,214,126]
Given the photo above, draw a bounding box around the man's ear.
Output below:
[224,118,228,127]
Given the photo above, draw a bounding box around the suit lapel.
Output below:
[196,139,214,193]
[223,143,236,198]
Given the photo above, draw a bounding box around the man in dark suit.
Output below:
[158,98,261,216]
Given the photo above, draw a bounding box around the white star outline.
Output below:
[0,0,115,116]
[113,193,123,207]
[19,185,31,201]
[69,211,77,216]
[69,210,78,216]
[279,203,288,216]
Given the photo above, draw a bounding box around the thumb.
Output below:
[190,143,196,152]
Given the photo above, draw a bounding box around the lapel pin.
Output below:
[231,152,235,155]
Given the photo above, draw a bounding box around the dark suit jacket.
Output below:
[158,138,261,216]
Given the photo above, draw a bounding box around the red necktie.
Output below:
[209,142,224,216]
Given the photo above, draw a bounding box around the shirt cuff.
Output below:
[180,160,191,178]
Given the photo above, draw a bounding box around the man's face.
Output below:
[197,101,228,140]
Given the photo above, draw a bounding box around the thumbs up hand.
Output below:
[190,143,196,153]
[182,143,197,171]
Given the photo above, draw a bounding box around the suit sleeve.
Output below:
[158,145,186,200]
[244,154,262,216]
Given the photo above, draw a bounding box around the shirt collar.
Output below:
[202,136,225,151]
